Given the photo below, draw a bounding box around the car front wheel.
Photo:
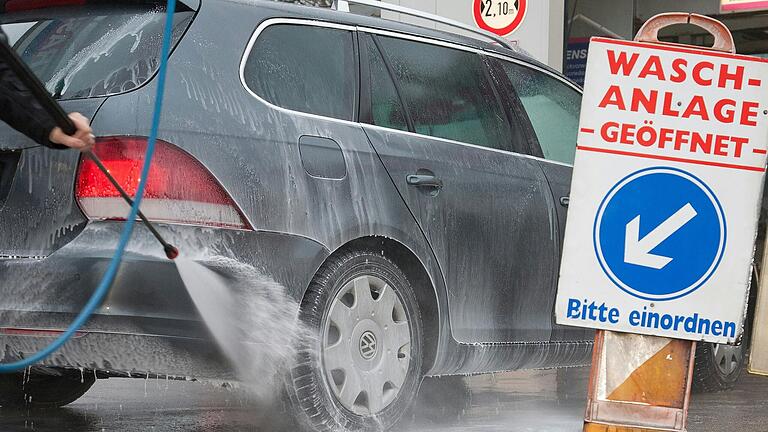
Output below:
[289,249,423,432]
[693,341,745,392]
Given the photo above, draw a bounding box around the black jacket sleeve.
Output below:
[0,29,64,149]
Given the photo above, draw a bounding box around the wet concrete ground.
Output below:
[0,367,766,431]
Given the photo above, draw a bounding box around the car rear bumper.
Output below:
[0,221,328,378]
[0,331,233,379]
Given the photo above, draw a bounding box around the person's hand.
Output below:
[49,112,96,151]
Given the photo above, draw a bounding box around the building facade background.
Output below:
[338,0,768,83]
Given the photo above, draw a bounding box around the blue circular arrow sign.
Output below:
[594,167,726,301]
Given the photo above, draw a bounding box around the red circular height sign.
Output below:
[473,0,527,37]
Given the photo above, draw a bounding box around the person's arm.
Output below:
[0,29,94,151]
[48,113,95,151]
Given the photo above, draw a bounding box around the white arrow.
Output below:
[624,203,697,269]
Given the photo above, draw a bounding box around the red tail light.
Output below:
[76,137,251,230]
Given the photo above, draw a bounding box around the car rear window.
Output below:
[0,3,194,100]
[242,24,357,122]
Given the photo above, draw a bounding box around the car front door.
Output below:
[359,32,559,343]
[494,58,594,342]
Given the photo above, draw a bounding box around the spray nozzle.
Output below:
[164,244,179,260]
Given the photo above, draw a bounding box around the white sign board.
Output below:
[555,37,768,343]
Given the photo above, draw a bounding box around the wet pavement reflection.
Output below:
[1,367,766,431]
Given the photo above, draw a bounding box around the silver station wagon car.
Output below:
[0,0,747,430]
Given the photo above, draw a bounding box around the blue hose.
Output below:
[0,0,177,373]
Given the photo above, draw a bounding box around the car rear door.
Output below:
[492,58,594,342]
[359,32,559,343]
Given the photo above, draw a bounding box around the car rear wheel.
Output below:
[0,368,96,409]
[289,249,423,432]
[692,342,745,393]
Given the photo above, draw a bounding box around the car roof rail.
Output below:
[331,0,518,52]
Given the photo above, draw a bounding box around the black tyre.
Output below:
[693,270,755,394]
[289,249,423,432]
[0,368,96,409]
[692,342,745,393]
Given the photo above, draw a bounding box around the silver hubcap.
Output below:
[713,343,742,376]
[322,275,411,416]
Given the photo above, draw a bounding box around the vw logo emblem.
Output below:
[359,331,377,360]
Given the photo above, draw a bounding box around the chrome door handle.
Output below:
[406,174,443,189]
[560,196,570,207]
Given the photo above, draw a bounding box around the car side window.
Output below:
[501,62,581,165]
[376,36,512,150]
[364,35,408,132]
[243,24,356,121]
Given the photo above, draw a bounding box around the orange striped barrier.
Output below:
[584,330,695,431]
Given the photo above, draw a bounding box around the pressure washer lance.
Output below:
[84,151,179,260]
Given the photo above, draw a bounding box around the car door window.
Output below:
[501,62,581,165]
[363,35,408,132]
[376,36,512,150]
[243,24,356,121]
